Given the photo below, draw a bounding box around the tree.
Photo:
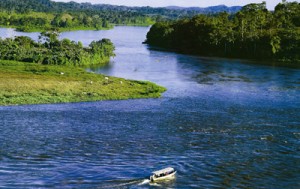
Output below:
[270,36,281,54]
[145,1,300,63]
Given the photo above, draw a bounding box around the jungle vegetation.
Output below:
[145,1,300,64]
[0,0,152,31]
[0,0,171,106]
[0,29,166,106]
[0,0,241,32]
[0,31,115,66]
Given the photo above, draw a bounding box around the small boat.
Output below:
[150,167,176,182]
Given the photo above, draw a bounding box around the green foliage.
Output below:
[0,11,115,31]
[271,36,281,54]
[0,0,160,31]
[0,32,115,66]
[145,1,300,63]
[0,0,241,24]
[0,0,244,32]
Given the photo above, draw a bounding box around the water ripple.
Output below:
[0,26,299,188]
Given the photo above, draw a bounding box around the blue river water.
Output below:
[0,26,299,188]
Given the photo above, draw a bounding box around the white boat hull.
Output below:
[150,171,176,182]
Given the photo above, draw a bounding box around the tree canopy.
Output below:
[145,1,300,63]
[0,31,115,66]
[0,0,243,32]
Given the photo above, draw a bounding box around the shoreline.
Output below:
[0,24,152,33]
[0,25,113,33]
[0,60,166,106]
[146,45,300,69]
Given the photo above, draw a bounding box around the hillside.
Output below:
[165,5,242,14]
[0,0,241,20]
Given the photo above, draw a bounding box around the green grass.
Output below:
[0,60,166,106]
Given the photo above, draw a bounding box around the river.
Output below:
[0,26,299,188]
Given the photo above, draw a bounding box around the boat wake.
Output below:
[99,179,142,188]
[138,179,163,187]
[99,178,156,188]
[138,179,150,185]
[97,168,176,188]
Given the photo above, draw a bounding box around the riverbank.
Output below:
[0,60,166,106]
[145,2,300,66]
[0,25,113,33]
[147,46,300,69]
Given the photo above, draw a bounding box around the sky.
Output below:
[52,0,299,10]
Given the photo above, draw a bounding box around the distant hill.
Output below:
[165,5,242,14]
[0,0,245,31]
[0,0,242,19]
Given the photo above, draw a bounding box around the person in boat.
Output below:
[150,167,176,182]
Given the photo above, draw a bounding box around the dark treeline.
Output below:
[0,0,154,31]
[0,0,242,31]
[0,31,115,66]
[0,0,241,19]
[145,1,300,63]
[0,11,116,32]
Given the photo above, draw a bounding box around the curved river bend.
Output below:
[0,27,299,188]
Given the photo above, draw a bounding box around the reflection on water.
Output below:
[0,26,299,188]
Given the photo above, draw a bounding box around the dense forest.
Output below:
[0,0,241,31]
[0,31,115,66]
[0,0,153,31]
[145,1,300,63]
[0,11,115,32]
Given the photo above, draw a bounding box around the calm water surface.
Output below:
[0,27,299,188]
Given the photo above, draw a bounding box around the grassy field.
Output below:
[0,60,166,106]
